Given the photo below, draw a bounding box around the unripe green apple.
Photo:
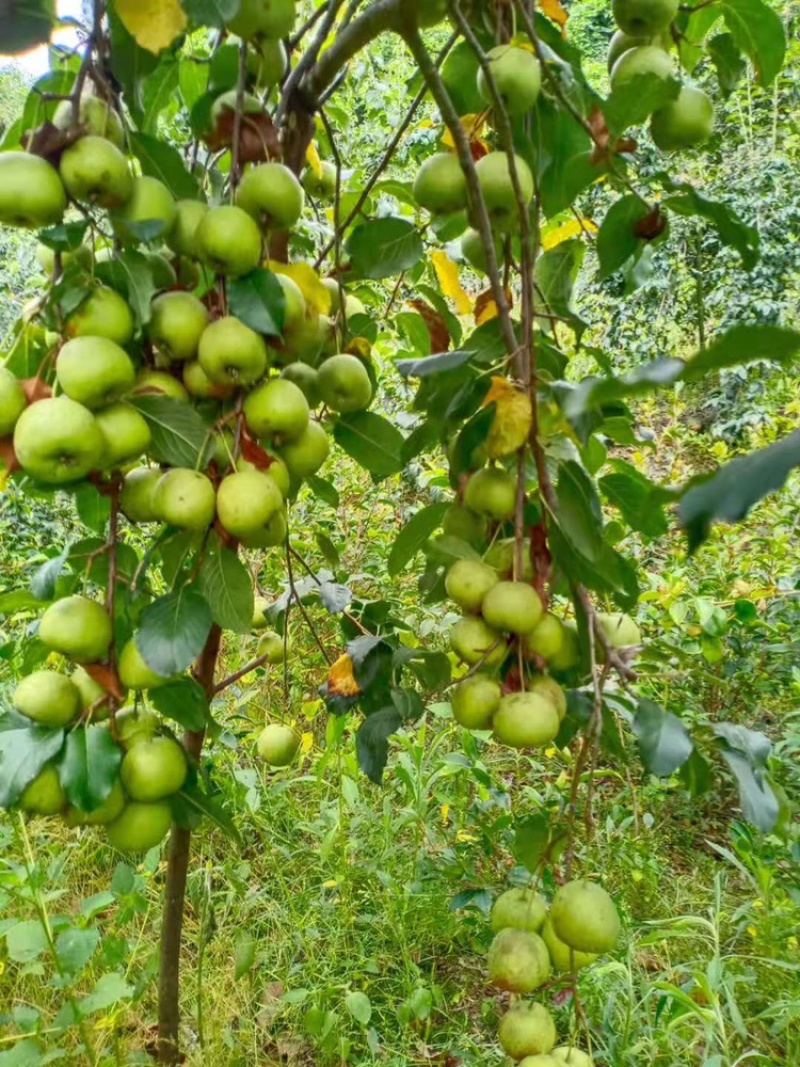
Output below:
[263,455,290,497]
[461,228,502,274]
[228,0,296,40]
[610,44,675,92]
[541,917,597,974]
[487,927,551,993]
[248,35,288,88]
[551,1047,595,1066]
[607,28,669,72]
[450,616,508,668]
[153,468,216,530]
[59,135,133,208]
[112,175,177,245]
[450,673,500,730]
[523,613,565,661]
[243,378,310,440]
[413,153,467,214]
[167,199,209,258]
[71,665,116,717]
[0,151,66,228]
[492,691,560,748]
[597,612,642,648]
[257,629,287,664]
[120,468,162,523]
[0,366,27,435]
[13,396,104,484]
[252,596,270,629]
[65,286,134,346]
[491,887,547,933]
[342,294,366,323]
[131,369,189,402]
[13,671,81,727]
[114,706,161,749]
[445,559,498,613]
[256,723,300,766]
[183,360,234,399]
[121,735,187,801]
[302,160,337,199]
[39,595,112,663]
[106,800,172,852]
[280,312,333,364]
[517,1058,560,1067]
[95,403,152,468]
[216,469,284,539]
[549,880,621,953]
[548,620,580,673]
[210,89,264,131]
[463,466,517,521]
[55,336,135,410]
[321,277,341,314]
[650,85,714,149]
[316,354,372,413]
[474,151,534,230]
[278,418,329,478]
[64,779,126,826]
[481,580,543,635]
[441,503,487,546]
[195,205,263,277]
[498,1002,556,1060]
[19,765,66,815]
[240,507,287,548]
[280,362,321,407]
[198,315,268,386]
[236,161,305,230]
[53,95,125,149]
[274,273,307,334]
[478,45,541,115]
[149,291,210,362]
[528,675,567,721]
[118,639,175,691]
[484,538,533,580]
[612,0,678,36]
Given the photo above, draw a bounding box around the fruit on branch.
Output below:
[59,135,133,208]
[263,454,290,496]
[256,723,300,766]
[106,800,172,852]
[484,538,533,580]
[0,152,66,228]
[487,927,551,993]
[274,273,307,333]
[39,595,112,664]
[441,503,487,547]
[149,292,210,362]
[12,670,81,727]
[64,779,127,826]
[121,735,188,801]
[492,691,560,748]
[112,175,177,245]
[144,251,179,290]
[528,676,567,721]
[548,622,579,673]
[183,360,234,399]
[549,880,620,953]
[316,354,373,413]
[491,887,547,933]
[280,362,321,408]
[0,366,27,435]
[650,85,714,149]
[94,403,152,468]
[118,639,175,692]
[523,613,566,661]
[195,205,263,277]
[478,45,542,115]
[240,508,287,548]
[516,1057,559,1067]
[498,1002,557,1060]
[115,706,161,749]
[167,198,209,258]
[463,466,517,521]
[243,378,310,440]
[71,666,115,716]
[248,35,289,89]
[256,629,287,664]
[342,293,366,322]
[277,418,330,478]
[413,153,468,215]
[13,396,104,484]
[481,581,543,635]
[541,917,597,973]
[461,228,502,274]
[609,45,675,92]
[252,597,270,629]
[65,287,135,346]
[132,369,189,401]
[55,336,135,409]
[19,765,66,815]
[228,0,297,40]
[53,94,125,148]
[209,89,265,143]
[302,161,337,200]
[153,468,217,530]
[120,467,163,523]
[473,151,534,230]
[198,315,268,386]
[236,161,305,230]
[280,312,334,364]
[612,0,679,36]
[450,616,508,669]
[450,673,500,730]
[551,1048,595,1066]
[596,612,641,648]
[607,28,670,71]
[445,559,498,613]
[216,469,284,539]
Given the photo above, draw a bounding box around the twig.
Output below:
[214,649,273,694]
[229,40,249,198]
[285,539,333,664]
[277,0,347,125]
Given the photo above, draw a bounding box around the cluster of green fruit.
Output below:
[249,600,301,769]
[608,0,714,150]
[486,880,621,1065]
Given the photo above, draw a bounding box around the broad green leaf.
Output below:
[149,678,209,731]
[59,726,122,812]
[395,349,474,378]
[315,532,340,570]
[441,40,485,116]
[721,0,786,86]
[227,269,285,337]
[5,921,48,964]
[388,502,449,576]
[599,460,673,539]
[346,218,424,279]
[707,32,747,94]
[30,551,67,600]
[514,813,553,873]
[0,711,65,808]
[0,1038,42,1066]
[534,239,587,338]
[556,461,604,563]
[179,55,209,107]
[130,395,211,467]
[333,412,405,479]
[596,195,652,279]
[306,475,340,507]
[317,582,352,614]
[140,57,180,134]
[632,700,693,777]
[78,972,134,1016]
[661,181,759,269]
[234,935,257,980]
[182,0,241,28]
[73,483,111,535]
[713,723,779,831]
[345,991,372,1026]
[129,131,199,200]
[0,590,44,615]
[177,782,242,843]
[94,249,157,326]
[198,534,254,634]
[136,586,213,676]
[603,70,680,134]
[355,707,402,784]
[38,220,90,253]
[55,927,100,975]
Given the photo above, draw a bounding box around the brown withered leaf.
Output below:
[408,298,450,354]
[634,205,667,241]
[21,377,52,404]
[21,121,76,166]
[474,286,513,326]
[0,436,20,475]
[588,105,638,166]
[239,431,273,472]
[529,520,551,605]
[83,662,126,703]
[205,106,279,163]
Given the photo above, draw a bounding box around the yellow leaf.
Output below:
[267,260,332,316]
[322,878,340,888]
[476,298,499,326]
[440,803,450,825]
[540,0,568,34]
[441,113,486,150]
[542,216,598,250]
[306,141,323,180]
[481,376,533,458]
[327,653,361,698]
[300,731,314,754]
[115,0,187,55]
[431,251,472,316]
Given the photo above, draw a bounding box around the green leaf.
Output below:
[0,1038,42,1066]
[30,551,68,600]
[149,679,209,731]
[179,56,209,107]
[388,502,449,576]
[333,412,405,479]
[441,40,485,116]
[182,0,241,27]
[0,712,65,808]
[632,700,693,777]
[227,269,285,337]
[599,461,672,539]
[5,921,48,964]
[140,57,180,134]
[534,239,587,338]
[136,586,213,676]
[108,8,160,124]
[713,722,779,831]
[59,726,122,812]
[78,972,134,1016]
[306,476,340,507]
[55,927,100,975]
[556,461,604,563]
[678,431,800,552]
[345,991,372,1026]
[177,781,242,843]
[234,935,257,980]
[315,532,340,570]
[662,181,759,269]
[355,708,402,784]
[346,217,424,279]
[514,813,554,873]
[604,70,680,134]
[129,132,200,200]
[721,0,786,86]
[395,349,475,378]
[95,249,157,326]
[0,590,44,615]
[130,395,211,467]
[596,195,652,279]
[317,581,352,614]
[73,483,111,535]
[198,534,254,634]
[707,32,747,94]
[38,220,90,253]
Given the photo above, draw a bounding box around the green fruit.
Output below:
[498,1002,556,1060]
[463,466,517,521]
[250,36,288,88]
[650,85,714,149]
[131,369,189,401]
[518,1058,560,1067]
[550,880,621,953]
[240,508,287,548]
[210,89,264,132]
[106,801,172,852]
[121,735,187,801]
[256,723,300,766]
[259,454,290,497]
[195,205,263,277]
[112,176,177,244]
[183,360,234,399]
[244,378,309,440]
[275,274,307,333]
[487,927,551,993]
[114,706,161,749]
[64,287,134,346]
[53,96,125,148]
[198,315,268,386]
[491,887,547,933]
[0,151,66,228]
[236,162,305,230]
[65,778,127,826]
[0,366,27,435]
[450,673,500,730]
[528,675,567,721]
[257,629,287,664]
[95,403,152,468]
[118,638,175,691]
[445,559,498,612]
[281,362,321,407]
[549,621,580,673]
[492,691,560,748]
[612,0,678,36]
[302,160,337,199]
[316,354,372,413]
[12,671,81,727]
[441,503,487,546]
[413,153,467,214]
[413,0,448,27]
[450,616,508,669]
[478,45,541,115]
[167,199,209,258]
[610,44,675,92]
[474,152,534,230]
[120,467,162,522]
[59,135,132,208]
[13,396,104,484]
[39,596,112,663]
[216,469,284,539]
[551,1048,595,1067]
[607,28,669,71]
[278,419,329,478]
[228,0,296,40]
[541,916,597,973]
[597,612,641,648]
[153,468,216,530]
[71,666,114,718]
[19,765,66,815]
[149,291,210,362]
[461,228,502,274]
[281,313,333,364]
[524,613,565,661]
[482,580,543,635]
[56,336,135,410]
[252,596,270,629]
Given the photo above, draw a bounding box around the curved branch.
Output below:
[306,0,404,101]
